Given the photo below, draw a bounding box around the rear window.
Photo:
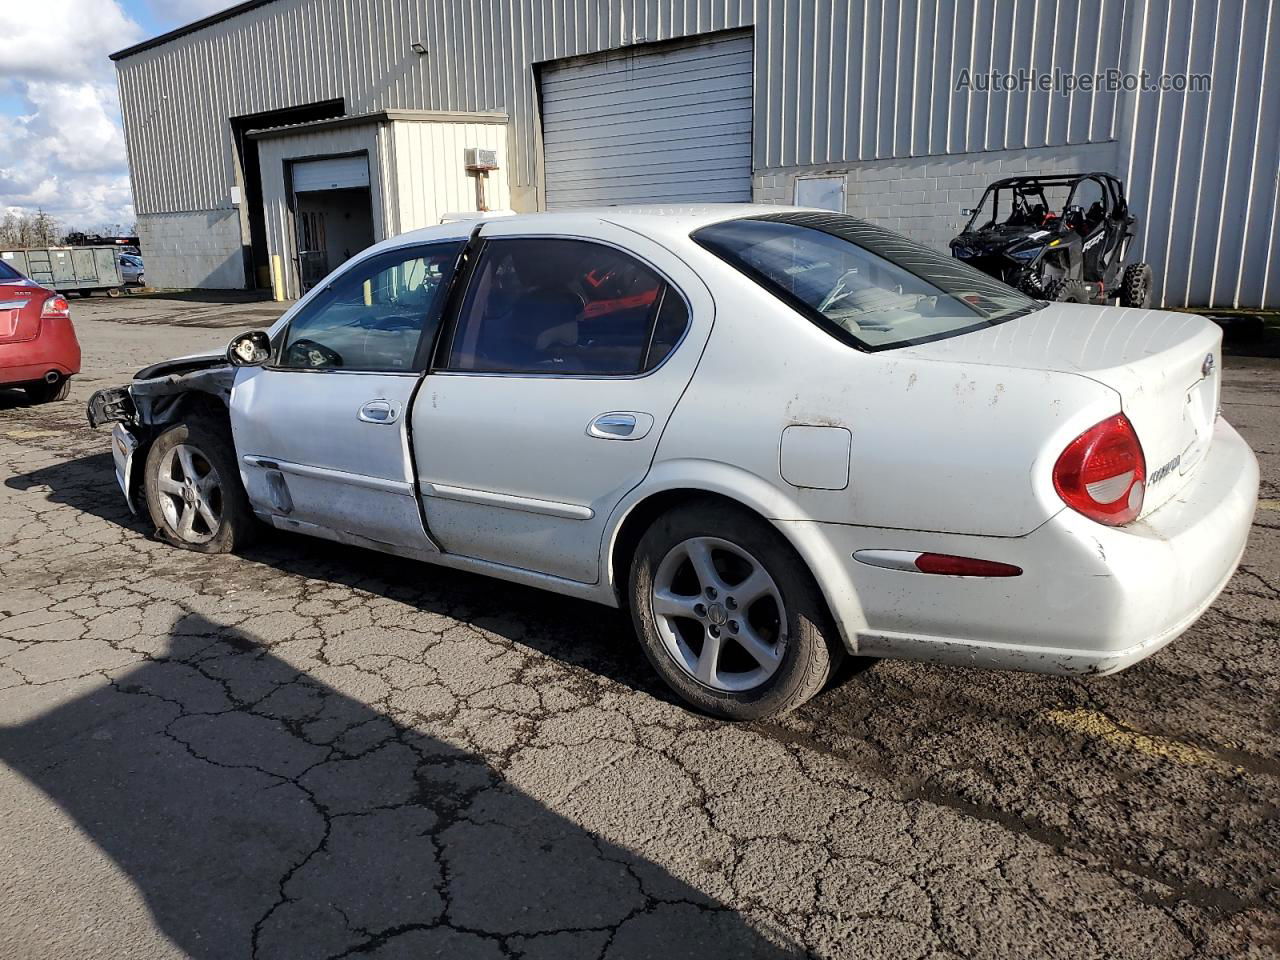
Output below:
[693,212,1041,350]
[0,259,22,282]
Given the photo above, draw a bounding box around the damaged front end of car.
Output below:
[86,354,236,513]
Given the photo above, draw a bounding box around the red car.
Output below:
[0,259,80,403]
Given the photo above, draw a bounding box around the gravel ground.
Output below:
[1,301,1277,959]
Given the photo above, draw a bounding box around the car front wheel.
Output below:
[143,418,256,554]
[629,500,842,720]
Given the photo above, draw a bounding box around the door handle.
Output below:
[358,399,401,424]
[587,411,654,441]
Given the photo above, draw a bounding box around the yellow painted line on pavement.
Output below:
[1258,498,1280,511]
[1042,709,1242,772]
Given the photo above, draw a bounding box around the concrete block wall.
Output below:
[137,209,244,289]
[753,142,1120,252]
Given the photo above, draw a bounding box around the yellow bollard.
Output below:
[270,255,285,302]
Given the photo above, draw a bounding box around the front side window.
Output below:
[279,242,462,370]
[444,238,688,375]
[695,213,1040,350]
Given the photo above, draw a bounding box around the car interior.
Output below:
[447,238,683,375]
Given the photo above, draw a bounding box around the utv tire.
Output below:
[24,377,71,403]
[143,418,257,554]
[1120,262,1154,308]
[629,499,843,720]
[1045,278,1089,303]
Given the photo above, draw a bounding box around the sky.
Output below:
[0,0,232,232]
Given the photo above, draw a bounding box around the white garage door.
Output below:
[291,154,370,193]
[540,32,753,208]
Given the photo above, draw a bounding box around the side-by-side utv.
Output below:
[950,173,1154,307]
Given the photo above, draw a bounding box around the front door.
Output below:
[412,222,712,583]
[231,240,462,549]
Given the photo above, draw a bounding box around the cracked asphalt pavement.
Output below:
[1,297,1278,959]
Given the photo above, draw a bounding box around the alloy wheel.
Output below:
[156,443,223,544]
[651,536,788,692]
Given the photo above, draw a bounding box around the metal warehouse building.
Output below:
[112,0,1280,307]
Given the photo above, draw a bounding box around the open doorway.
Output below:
[293,187,375,292]
[287,151,376,295]
[230,99,345,290]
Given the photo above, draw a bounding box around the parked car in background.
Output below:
[118,253,145,286]
[0,258,80,402]
[87,206,1258,719]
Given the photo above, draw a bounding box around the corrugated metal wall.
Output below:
[117,0,1280,306]
[1120,0,1280,308]
[117,0,1118,215]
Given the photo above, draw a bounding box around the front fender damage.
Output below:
[87,364,236,430]
[86,363,237,515]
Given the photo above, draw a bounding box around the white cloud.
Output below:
[0,1,140,84]
[0,0,143,230]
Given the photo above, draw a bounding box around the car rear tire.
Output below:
[628,499,843,720]
[23,377,71,403]
[1120,262,1154,308]
[143,418,257,554]
[1045,278,1089,303]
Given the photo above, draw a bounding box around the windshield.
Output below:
[0,259,23,282]
[693,212,1041,350]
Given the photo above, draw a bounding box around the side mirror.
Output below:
[227,330,271,367]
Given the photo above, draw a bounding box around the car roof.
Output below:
[386,203,808,252]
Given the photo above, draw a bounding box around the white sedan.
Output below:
[87,206,1259,719]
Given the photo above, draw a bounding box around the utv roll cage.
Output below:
[962,173,1131,233]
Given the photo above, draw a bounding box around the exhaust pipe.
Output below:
[44,371,60,384]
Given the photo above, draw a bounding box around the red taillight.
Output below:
[40,295,70,320]
[913,553,1023,577]
[1053,414,1146,526]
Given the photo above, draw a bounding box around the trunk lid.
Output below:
[899,303,1222,517]
[0,279,48,343]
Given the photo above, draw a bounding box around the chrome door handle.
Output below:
[358,399,401,424]
[587,411,654,440]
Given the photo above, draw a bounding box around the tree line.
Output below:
[0,210,138,249]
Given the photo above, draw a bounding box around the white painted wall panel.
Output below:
[388,118,511,231]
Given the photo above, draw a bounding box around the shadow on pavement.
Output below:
[5,453,674,704]
[0,615,799,959]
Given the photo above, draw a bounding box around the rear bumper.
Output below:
[794,417,1259,674]
[0,318,81,386]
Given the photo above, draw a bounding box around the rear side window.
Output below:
[693,213,1040,351]
[443,238,688,375]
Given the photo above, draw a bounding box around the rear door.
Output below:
[412,219,712,583]
[230,240,462,549]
